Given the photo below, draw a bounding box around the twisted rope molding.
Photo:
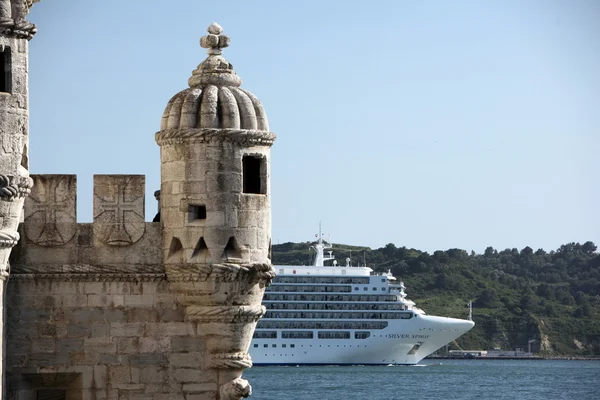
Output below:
[0,229,19,248]
[186,304,265,323]
[0,174,34,201]
[9,263,274,284]
[166,263,275,286]
[208,352,253,370]
[155,128,276,146]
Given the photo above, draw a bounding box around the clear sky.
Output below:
[27,0,599,253]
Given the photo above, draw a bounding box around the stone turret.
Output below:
[157,22,274,266]
[0,0,38,396]
[156,23,276,398]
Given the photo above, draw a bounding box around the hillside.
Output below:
[272,241,600,355]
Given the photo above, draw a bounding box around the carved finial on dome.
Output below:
[200,22,231,55]
[189,22,241,88]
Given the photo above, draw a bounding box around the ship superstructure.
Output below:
[249,227,474,365]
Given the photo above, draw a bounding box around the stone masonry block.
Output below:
[138,337,171,354]
[115,337,139,354]
[170,337,204,353]
[145,323,195,337]
[110,323,145,337]
[83,337,116,354]
[94,365,108,388]
[123,294,155,307]
[31,339,55,353]
[173,368,202,383]
[182,383,219,394]
[108,365,131,384]
[136,367,168,384]
[126,308,159,323]
[24,175,77,246]
[93,174,145,246]
[129,353,168,366]
[168,353,202,368]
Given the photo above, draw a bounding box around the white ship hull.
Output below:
[250,315,474,365]
[251,228,475,366]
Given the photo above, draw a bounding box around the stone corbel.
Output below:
[0,0,38,38]
[0,174,33,202]
[219,377,252,400]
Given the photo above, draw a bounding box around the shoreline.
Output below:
[426,355,600,361]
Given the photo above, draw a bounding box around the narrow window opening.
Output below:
[188,204,206,222]
[21,144,29,169]
[243,155,265,194]
[36,390,66,400]
[1,47,11,93]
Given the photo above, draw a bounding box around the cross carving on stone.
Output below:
[93,175,145,246]
[24,175,77,246]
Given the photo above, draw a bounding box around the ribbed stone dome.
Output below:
[160,23,269,132]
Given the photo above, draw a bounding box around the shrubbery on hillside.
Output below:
[272,241,600,355]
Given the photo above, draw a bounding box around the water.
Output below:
[244,360,599,399]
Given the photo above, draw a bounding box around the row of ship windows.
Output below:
[263,294,399,302]
[267,285,388,293]
[266,302,408,311]
[275,277,374,284]
[266,285,352,293]
[253,344,370,351]
[253,331,371,339]
[257,321,389,330]
[264,311,414,320]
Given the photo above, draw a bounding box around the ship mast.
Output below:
[312,222,335,266]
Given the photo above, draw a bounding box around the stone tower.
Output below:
[155,22,276,398]
[0,0,37,397]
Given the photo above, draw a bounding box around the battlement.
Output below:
[10,174,162,269]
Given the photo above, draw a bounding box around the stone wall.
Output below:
[6,173,271,399]
[5,278,222,400]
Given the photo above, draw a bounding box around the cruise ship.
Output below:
[249,230,475,365]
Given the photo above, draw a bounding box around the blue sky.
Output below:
[27,0,599,253]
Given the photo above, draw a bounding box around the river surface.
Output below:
[243,359,599,399]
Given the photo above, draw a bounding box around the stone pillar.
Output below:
[156,23,276,399]
[0,1,38,397]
